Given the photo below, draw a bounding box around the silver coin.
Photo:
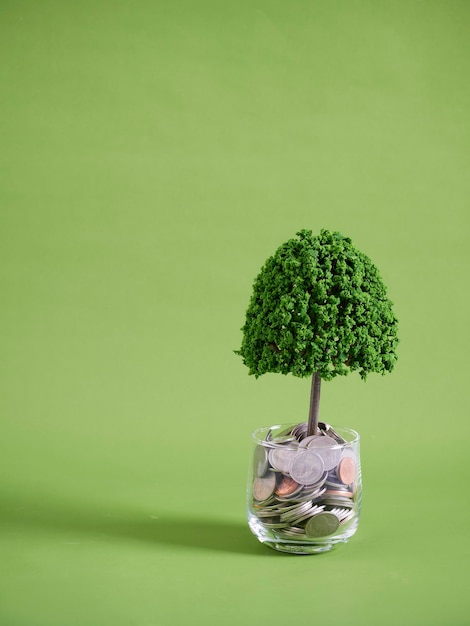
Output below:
[278,533,308,541]
[299,485,326,500]
[289,450,325,485]
[298,435,319,449]
[263,500,301,511]
[271,435,297,444]
[338,510,356,525]
[327,506,355,524]
[326,472,345,487]
[279,500,312,517]
[279,498,316,510]
[280,502,312,522]
[259,507,292,516]
[318,422,347,444]
[268,445,298,473]
[305,512,340,537]
[284,526,306,533]
[290,422,308,440]
[328,507,354,522]
[279,527,307,537]
[325,487,353,498]
[306,435,342,470]
[293,486,327,503]
[277,424,298,437]
[303,470,328,489]
[253,490,276,508]
[276,488,305,501]
[320,498,354,509]
[253,445,268,477]
[266,505,300,515]
[252,473,276,501]
[323,488,354,498]
[292,505,325,525]
[251,500,277,514]
[262,520,289,529]
[275,500,311,513]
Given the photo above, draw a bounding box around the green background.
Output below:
[1,1,469,624]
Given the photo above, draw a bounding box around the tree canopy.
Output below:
[236,229,399,381]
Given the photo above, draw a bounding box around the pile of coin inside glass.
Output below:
[250,422,359,542]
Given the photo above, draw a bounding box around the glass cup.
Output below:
[247,423,362,554]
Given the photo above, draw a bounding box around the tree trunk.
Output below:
[307,372,321,436]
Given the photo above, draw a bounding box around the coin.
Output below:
[296,485,327,502]
[318,422,347,444]
[275,476,301,497]
[276,493,303,502]
[305,512,340,537]
[277,425,298,438]
[280,501,313,523]
[325,489,353,498]
[269,445,298,474]
[253,445,268,477]
[253,473,276,501]
[293,505,325,525]
[322,498,354,509]
[271,435,297,444]
[329,507,354,523]
[338,510,356,525]
[289,450,325,485]
[279,527,307,537]
[298,435,319,449]
[325,471,345,487]
[306,435,342,470]
[252,494,277,508]
[302,475,328,491]
[337,456,357,484]
[263,520,289,529]
[269,501,308,514]
[290,422,308,440]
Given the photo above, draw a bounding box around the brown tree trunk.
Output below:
[307,372,321,436]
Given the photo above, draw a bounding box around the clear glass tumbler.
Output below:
[247,422,362,554]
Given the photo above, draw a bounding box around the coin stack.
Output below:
[250,422,359,541]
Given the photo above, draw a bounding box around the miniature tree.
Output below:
[236,229,399,436]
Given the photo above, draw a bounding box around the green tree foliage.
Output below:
[236,229,398,381]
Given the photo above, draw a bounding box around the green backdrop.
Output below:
[1,1,469,624]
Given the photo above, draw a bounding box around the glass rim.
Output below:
[251,423,360,447]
